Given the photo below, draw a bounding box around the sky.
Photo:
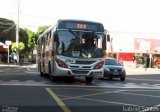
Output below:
[1,0,160,51]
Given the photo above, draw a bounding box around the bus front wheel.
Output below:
[85,77,93,84]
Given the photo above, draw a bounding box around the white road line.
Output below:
[62,90,125,100]
[0,83,160,89]
[25,71,39,74]
[123,89,160,92]
[127,78,160,82]
[116,92,160,98]
[73,97,138,106]
[51,87,117,92]
[60,94,139,106]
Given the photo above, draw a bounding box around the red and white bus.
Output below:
[37,19,110,83]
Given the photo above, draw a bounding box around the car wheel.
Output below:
[120,77,126,81]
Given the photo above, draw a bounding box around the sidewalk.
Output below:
[0,63,20,67]
[125,66,160,75]
[0,63,38,67]
[123,61,160,75]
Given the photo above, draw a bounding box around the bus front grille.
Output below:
[71,70,89,74]
[75,61,95,64]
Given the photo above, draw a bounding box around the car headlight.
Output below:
[104,67,110,71]
[121,68,126,72]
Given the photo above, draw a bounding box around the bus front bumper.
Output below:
[54,66,103,77]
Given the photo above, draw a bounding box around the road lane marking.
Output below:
[115,92,160,98]
[0,83,160,89]
[51,87,119,92]
[121,89,160,92]
[76,97,139,106]
[59,94,139,106]
[46,88,71,112]
[127,78,160,82]
[62,90,125,100]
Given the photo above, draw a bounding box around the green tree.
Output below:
[11,42,25,52]
[23,28,37,58]
[36,25,49,36]
[0,18,30,55]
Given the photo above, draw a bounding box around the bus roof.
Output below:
[58,19,103,25]
[57,19,104,32]
[38,19,105,41]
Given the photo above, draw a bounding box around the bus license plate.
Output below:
[66,59,75,63]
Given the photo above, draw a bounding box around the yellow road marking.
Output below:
[46,88,71,112]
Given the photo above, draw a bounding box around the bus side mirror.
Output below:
[107,34,110,42]
[102,35,106,50]
[54,33,58,42]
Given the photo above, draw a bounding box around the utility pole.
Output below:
[16,0,21,64]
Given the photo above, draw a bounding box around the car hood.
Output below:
[104,65,124,70]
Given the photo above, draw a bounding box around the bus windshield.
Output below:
[57,30,105,58]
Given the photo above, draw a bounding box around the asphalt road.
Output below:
[0,65,160,112]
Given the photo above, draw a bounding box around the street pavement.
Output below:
[0,63,160,112]
[0,63,160,75]
[125,66,160,75]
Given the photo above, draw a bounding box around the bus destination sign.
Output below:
[76,24,87,29]
[58,20,104,32]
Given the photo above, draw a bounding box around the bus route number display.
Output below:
[76,24,87,29]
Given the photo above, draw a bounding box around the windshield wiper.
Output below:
[68,29,79,38]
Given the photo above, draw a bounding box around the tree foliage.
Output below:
[1,18,50,60]
[11,42,25,52]
[36,25,49,36]
[23,28,38,58]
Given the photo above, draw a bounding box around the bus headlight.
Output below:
[94,61,104,69]
[55,58,68,68]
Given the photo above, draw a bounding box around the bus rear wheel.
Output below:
[39,64,44,77]
[85,77,93,84]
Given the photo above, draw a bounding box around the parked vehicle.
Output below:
[100,58,126,81]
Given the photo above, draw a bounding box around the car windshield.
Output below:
[105,59,121,66]
[57,30,105,58]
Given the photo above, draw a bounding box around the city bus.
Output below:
[37,19,110,83]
